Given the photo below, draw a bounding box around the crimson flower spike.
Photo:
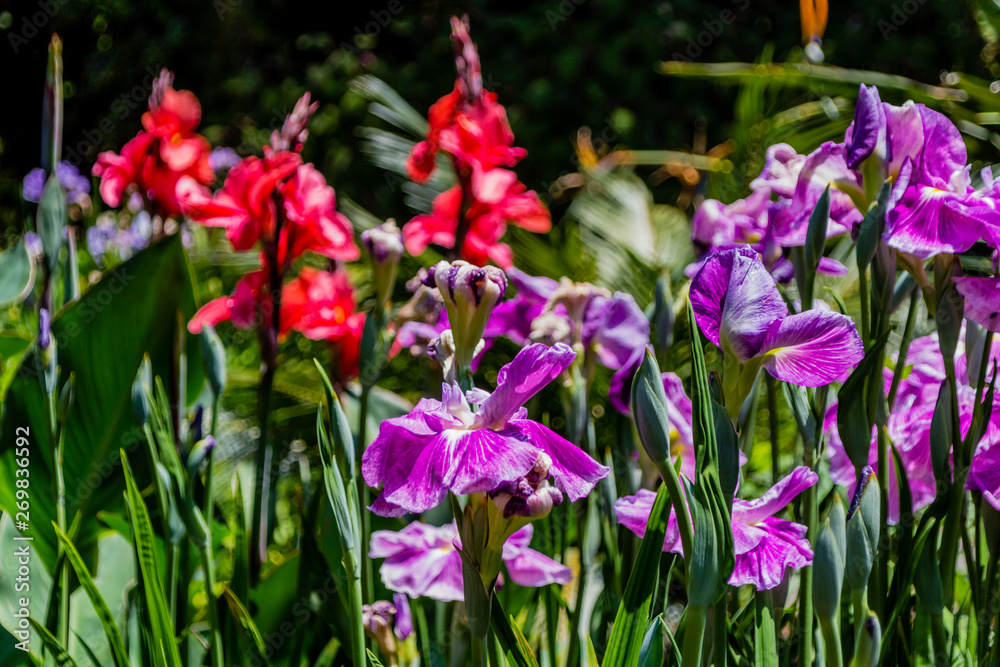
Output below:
[271,92,320,153]
[451,15,482,103]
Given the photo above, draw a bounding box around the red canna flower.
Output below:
[92,69,213,216]
[402,16,549,266]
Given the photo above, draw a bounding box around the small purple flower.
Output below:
[615,467,818,591]
[208,146,241,173]
[23,162,90,205]
[691,189,770,249]
[362,343,609,516]
[690,247,864,390]
[369,521,572,602]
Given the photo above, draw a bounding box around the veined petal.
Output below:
[759,310,864,386]
[475,343,577,429]
[728,517,813,591]
[501,524,534,560]
[912,105,967,189]
[885,185,992,258]
[690,246,787,360]
[733,466,818,525]
[504,548,572,587]
[510,420,609,501]
[613,489,684,554]
[954,277,1000,332]
[846,84,887,169]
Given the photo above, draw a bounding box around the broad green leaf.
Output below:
[121,452,182,667]
[0,236,202,572]
[52,525,129,667]
[601,484,671,667]
[0,239,35,308]
[754,592,778,667]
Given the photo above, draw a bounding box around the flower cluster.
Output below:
[93,69,214,216]
[402,16,550,267]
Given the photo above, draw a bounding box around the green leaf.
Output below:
[856,182,893,272]
[0,239,35,308]
[488,600,538,667]
[754,592,778,667]
[27,617,77,666]
[798,185,831,307]
[836,330,891,475]
[637,616,666,667]
[121,452,182,667]
[0,236,202,572]
[37,174,66,273]
[52,524,129,667]
[220,584,266,657]
[601,484,671,667]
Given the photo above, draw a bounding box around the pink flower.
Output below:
[615,467,818,591]
[370,521,571,602]
[278,164,360,262]
[362,343,609,517]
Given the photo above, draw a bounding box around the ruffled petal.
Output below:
[475,343,577,429]
[504,548,572,587]
[732,466,818,525]
[954,277,1000,333]
[759,310,864,386]
[728,517,813,591]
[885,185,993,259]
[510,420,610,502]
[613,489,684,554]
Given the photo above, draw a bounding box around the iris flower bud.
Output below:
[424,260,506,376]
[846,466,880,592]
[490,453,563,521]
[362,219,404,308]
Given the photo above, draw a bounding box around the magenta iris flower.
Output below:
[362,342,609,516]
[484,268,650,413]
[690,246,864,389]
[369,521,572,602]
[954,276,1000,332]
[615,467,817,591]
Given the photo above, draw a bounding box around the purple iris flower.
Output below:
[362,342,609,517]
[369,521,572,602]
[691,189,770,249]
[954,276,1000,332]
[690,247,864,395]
[615,466,817,591]
[484,268,650,413]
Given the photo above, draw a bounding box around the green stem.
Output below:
[52,401,68,652]
[929,612,947,667]
[358,383,373,605]
[471,631,488,667]
[887,288,920,411]
[766,374,780,486]
[344,549,366,667]
[819,614,843,667]
[567,497,591,667]
[714,597,728,667]
[681,605,708,667]
[414,599,433,667]
[859,267,871,345]
[940,353,965,609]
[199,543,225,667]
[873,425,889,619]
[250,362,275,582]
[852,587,868,649]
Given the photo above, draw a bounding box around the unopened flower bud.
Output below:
[631,349,672,468]
[546,278,609,333]
[362,219,404,307]
[852,613,881,667]
[362,600,399,659]
[38,308,51,350]
[424,261,506,374]
[490,453,563,520]
[846,466,879,592]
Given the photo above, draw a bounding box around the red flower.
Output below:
[403,180,550,268]
[278,164,360,263]
[92,72,213,215]
[402,16,549,265]
[280,267,365,379]
[178,151,302,251]
[188,266,269,334]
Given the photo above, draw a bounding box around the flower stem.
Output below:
[358,382,373,604]
[199,540,225,667]
[940,350,965,609]
[344,547,366,667]
[766,374,780,486]
[819,613,843,667]
[682,604,708,667]
[887,288,921,411]
[714,597,728,667]
[858,267,871,345]
[471,630,489,667]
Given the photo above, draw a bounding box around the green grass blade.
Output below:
[121,451,182,667]
[52,523,130,667]
[27,617,77,666]
[487,600,538,667]
[601,483,672,667]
